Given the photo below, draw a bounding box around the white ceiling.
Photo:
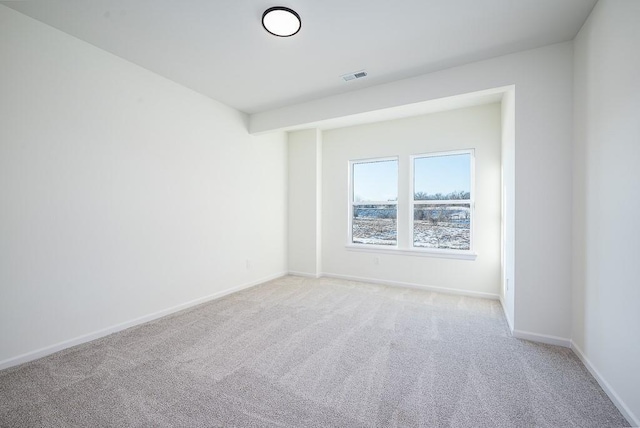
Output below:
[2,0,596,114]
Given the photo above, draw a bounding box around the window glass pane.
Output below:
[414,153,470,200]
[353,159,398,202]
[413,204,470,250]
[353,204,397,245]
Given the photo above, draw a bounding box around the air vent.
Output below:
[341,70,368,82]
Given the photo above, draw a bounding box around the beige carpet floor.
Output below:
[0,275,630,427]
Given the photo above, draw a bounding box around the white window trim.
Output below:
[348,156,399,248]
[347,150,477,260]
[345,244,477,260]
[409,149,475,254]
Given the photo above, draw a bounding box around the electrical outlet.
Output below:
[246,259,251,269]
[506,278,509,291]
[373,257,380,265]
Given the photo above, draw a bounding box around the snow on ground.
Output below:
[352,218,469,250]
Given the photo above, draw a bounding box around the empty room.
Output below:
[1,0,638,427]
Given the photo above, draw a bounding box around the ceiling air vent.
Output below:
[341,70,368,82]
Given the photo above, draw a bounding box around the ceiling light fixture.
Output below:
[262,6,301,37]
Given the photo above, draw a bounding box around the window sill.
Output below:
[345,244,477,260]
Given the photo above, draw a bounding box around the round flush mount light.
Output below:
[262,6,301,37]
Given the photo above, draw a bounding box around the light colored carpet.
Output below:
[0,275,630,427]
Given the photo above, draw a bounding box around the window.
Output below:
[348,150,475,258]
[412,151,473,251]
[349,158,398,246]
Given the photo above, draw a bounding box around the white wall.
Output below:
[572,0,640,424]
[321,104,501,296]
[500,89,516,329]
[253,42,574,342]
[288,129,322,276]
[0,5,288,366]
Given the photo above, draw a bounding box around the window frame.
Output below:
[346,150,477,260]
[347,156,399,249]
[409,149,476,257]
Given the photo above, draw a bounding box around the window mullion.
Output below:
[397,154,410,249]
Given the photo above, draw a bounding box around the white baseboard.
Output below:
[571,341,639,427]
[512,329,571,348]
[0,272,286,371]
[320,272,500,300]
[288,270,321,279]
